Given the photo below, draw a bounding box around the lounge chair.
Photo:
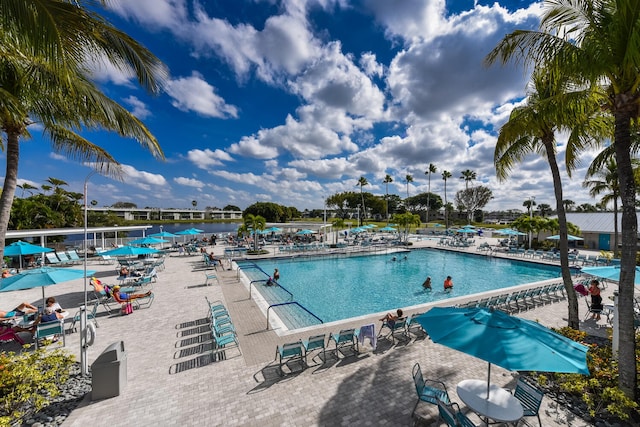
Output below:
[204,271,217,286]
[329,328,359,357]
[0,327,25,346]
[275,341,305,375]
[302,334,327,364]
[66,249,83,264]
[45,252,64,266]
[411,363,450,420]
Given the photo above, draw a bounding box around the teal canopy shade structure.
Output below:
[148,231,178,238]
[4,241,54,256]
[295,229,315,235]
[379,226,397,232]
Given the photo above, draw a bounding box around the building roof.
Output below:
[563,212,628,234]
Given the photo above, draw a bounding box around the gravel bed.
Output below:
[18,363,91,427]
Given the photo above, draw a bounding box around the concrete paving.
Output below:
[0,237,615,426]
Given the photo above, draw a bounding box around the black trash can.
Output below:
[91,341,127,400]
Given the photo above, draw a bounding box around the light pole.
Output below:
[81,171,97,376]
[528,196,535,249]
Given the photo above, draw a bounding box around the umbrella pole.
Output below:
[486,363,491,399]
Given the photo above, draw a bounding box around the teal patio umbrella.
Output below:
[98,245,160,257]
[296,229,315,235]
[4,241,54,269]
[380,226,397,232]
[547,234,583,241]
[149,231,178,238]
[581,265,640,284]
[129,237,168,245]
[416,307,589,397]
[0,266,96,300]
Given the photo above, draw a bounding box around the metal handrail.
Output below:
[249,279,270,298]
[266,301,323,330]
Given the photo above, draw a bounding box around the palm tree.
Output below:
[523,199,536,216]
[243,213,266,251]
[356,176,368,226]
[404,174,413,199]
[537,203,553,217]
[441,171,452,228]
[17,183,37,198]
[459,169,477,190]
[487,0,640,397]
[425,163,437,223]
[583,157,622,257]
[392,212,421,243]
[192,200,197,208]
[383,174,393,225]
[562,199,575,212]
[489,68,589,330]
[0,1,166,262]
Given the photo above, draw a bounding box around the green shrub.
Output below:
[0,348,75,426]
[535,327,639,421]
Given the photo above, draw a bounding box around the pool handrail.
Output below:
[249,279,271,299]
[266,301,323,330]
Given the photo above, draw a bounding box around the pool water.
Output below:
[250,248,561,326]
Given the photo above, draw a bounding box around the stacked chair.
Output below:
[205,297,240,358]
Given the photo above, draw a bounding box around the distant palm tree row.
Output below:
[356,167,481,228]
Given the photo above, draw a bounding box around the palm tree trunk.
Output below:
[0,132,20,262]
[426,174,431,223]
[543,137,579,329]
[613,198,619,258]
[613,109,638,400]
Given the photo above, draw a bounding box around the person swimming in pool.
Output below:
[444,276,453,291]
[422,276,432,290]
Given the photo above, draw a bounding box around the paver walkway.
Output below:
[0,237,615,426]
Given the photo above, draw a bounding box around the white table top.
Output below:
[457,379,523,423]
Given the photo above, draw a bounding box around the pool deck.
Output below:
[1,237,615,426]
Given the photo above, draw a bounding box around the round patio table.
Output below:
[457,379,523,424]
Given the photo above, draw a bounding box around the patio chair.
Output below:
[378,317,408,343]
[66,249,83,264]
[512,377,544,427]
[584,296,603,320]
[275,341,304,375]
[67,300,100,332]
[411,363,450,420]
[437,399,461,427]
[35,320,65,350]
[302,334,326,365]
[329,328,359,357]
[204,271,218,286]
[0,327,25,346]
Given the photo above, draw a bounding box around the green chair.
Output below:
[513,378,544,426]
[329,328,358,358]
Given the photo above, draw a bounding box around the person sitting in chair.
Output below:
[112,285,152,302]
[379,308,403,327]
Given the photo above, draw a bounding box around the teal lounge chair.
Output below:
[411,363,450,420]
[302,334,326,365]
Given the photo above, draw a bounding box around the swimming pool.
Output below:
[243,248,562,328]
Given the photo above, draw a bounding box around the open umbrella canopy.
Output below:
[547,234,584,241]
[496,228,526,236]
[296,229,315,235]
[457,228,477,233]
[175,228,203,235]
[129,237,168,245]
[0,267,96,300]
[98,246,160,257]
[148,231,178,238]
[4,241,54,256]
[264,227,283,233]
[462,224,476,229]
[380,226,397,232]
[581,265,640,284]
[416,307,589,375]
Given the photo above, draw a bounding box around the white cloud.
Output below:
[164,72,238,118]
[120,165,168,191]
[108,0,188,30]
[123,96,152,119]
[187,149,234,169]
[173,177,205,188]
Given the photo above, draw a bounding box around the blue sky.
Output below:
[10,0,605,212]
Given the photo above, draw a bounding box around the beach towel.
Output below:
[574,283,589,296]
[358,323,377,350]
